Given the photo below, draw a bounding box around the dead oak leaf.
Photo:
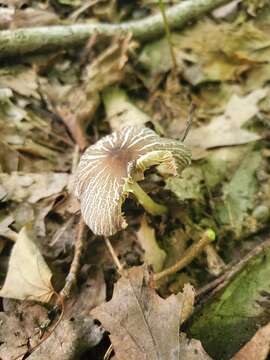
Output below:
[91,266,195,360]
[0,225,54,303]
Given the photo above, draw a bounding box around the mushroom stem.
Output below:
[104,237,123,273]
[126,181,168,216]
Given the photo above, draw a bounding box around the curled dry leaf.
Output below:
[185,89,266,150]
[74,126,191,236]
[91,266,196,360]
[0,225,54,303]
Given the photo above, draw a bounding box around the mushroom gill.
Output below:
[73,126,191,236]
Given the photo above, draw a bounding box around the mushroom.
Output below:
[73,126,191,237]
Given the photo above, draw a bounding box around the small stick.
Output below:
[104,237,123,273]
[181,103,194,142]
[12,291,65,360]
[205,243,225,276]
[196,237,270,300]
[60,216,86,298]
[154,229,215,282]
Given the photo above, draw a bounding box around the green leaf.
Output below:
[188,242,270,360]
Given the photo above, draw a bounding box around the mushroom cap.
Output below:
[73,126,191,236]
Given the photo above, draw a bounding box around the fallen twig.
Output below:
[196,237,270,301]
[0,0,232,56]
[154,229,215,282]
[60,216,86,298]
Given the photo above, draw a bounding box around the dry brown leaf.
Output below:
[230,322,270,360]
[91,266,195,360]
[56,36,134,150]
[180,283,196,325]
[0,225,54,303]
[186,89,266,150]
[0,140,19,172]
[0,304,49,359]
[0,172,69,203]
[0,66,39,98]
[179,333,213,360]
[0,214,17,241]
[11,8,59,29]
[102,87,150,132]
[136,216,166,272]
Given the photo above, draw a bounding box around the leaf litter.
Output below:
[0,1,270,360]
[0,225,54,303]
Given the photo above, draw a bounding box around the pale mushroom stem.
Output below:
[125,181,168,216]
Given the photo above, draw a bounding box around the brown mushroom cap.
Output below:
[73,126,191,236]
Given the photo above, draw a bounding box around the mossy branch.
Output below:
[0,0,232,56]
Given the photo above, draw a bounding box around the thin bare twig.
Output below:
[60,216,86,298]
[154,230,214,282]
[196,237,270,301]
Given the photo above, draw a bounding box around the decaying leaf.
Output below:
[0,172,69,203]
[139,20,270,85]
[91,266,196,360]
[0,213,17,241]
[166,165,204,202]
[103,86,150,131]
[0,225,54,302]
[28,267,106,360]
[0,305,103,360]
[0,140,19,172]
[185,89,266,149]
[0,304,49,359]
[136,216,166,272]
[179,333,213,360]
[0,66,39,98]
[230,322,270,360]
[215,149,261,236]
[56,36,134,149]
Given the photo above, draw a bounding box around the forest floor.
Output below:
[0,1,270,360]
